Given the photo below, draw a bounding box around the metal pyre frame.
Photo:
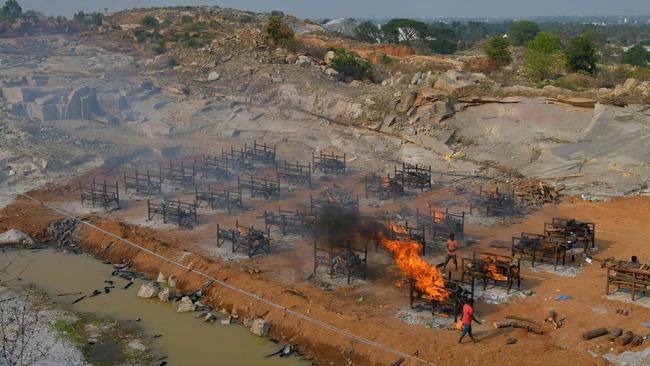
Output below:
[416,205,465,249]
[264,207,316,236]
[394,163,432,192]
[147,199,198,229]
[245,141,276,166]
[312,151,346,175]
[195,154,230,181]
[364,173,404,200]
[469,186,515,217]
[314,240,368,285]
[460,252,521,293]
[385,220,426,255]
[276,160,312,186]
[511,232,568,270]
[223,147,254,172]
[123,168,162,196]
[606,263,650,301]
[310,194,359,216]
[79,179,120,210]
[409,278,474,322]
[216,221,271,257]
[238,175,281,199]
[544,218,596,251]
[195,185,243,212]
[160,160,196,187]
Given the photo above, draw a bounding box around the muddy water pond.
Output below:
[0,249,309,366]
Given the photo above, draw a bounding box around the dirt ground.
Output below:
[2,165,650,365]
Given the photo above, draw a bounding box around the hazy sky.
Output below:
[15,0,650,19]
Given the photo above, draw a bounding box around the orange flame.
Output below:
[237,226,248,236]
[382,176,392,188]
[482,257,508,281]
[389,222,408,235]
[378,233,448,301]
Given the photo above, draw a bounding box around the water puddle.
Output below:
[0,249,308,365]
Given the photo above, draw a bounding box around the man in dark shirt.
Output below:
[458,299,481,344]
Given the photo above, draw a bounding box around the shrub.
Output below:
[523,32,564,80]
[141,15,158,28]
[622,44,650,67]
[0,0,22,22]
[167,58,178,68]
[508,21,540,46]
[265,15,297,51]
[381,53,392,65]
[484,36,512,66]
[565,36,598,75]
[180,15,193,24]
[353,21,381,43]
[152,39,166,55]
[330,48,372,80]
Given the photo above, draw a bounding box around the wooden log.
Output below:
[493,320,543,335]
[583,327,608,340]
[616,331,634,346]
[607,328,623,341]
[631,335,644,346]
[506,315,542,327]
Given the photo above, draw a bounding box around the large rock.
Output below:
[207,72,220,81]
[177,296,196,313]
[397,92,417,114]
[322,18,360,37]
[433,70,474,93]
[0,229,34,246]
[136,283,158,299]
[323,51,336,65]
[26,103,60,121]
[295,55,312,66]
[557,96,596,109]
[158,288,170,302]
[623,78,639,90]
[2,87,34,103]
[64,86,93,119]
[249,319,271,337]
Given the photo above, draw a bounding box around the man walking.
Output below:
[442,233,458,271]
[458,299,481,344]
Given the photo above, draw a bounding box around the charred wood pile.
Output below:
[394,163,432,192]
[310,186,359,216]
[364,173,404,200]
[416,205,465,246]
[147,199,198,229]
[460,252,521,293]
[123,168,162,196]
[544,218,595,251]
[312,151,346,175]
[511,233,568,270]
[216,221,271,257]
[195,185,242,212]
[78,179,120,210]
[515,180,562,208]
[470,186,515,217]
[264,207,316,236]
[314,240,368,285]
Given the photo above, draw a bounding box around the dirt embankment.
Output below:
[298,35,415,64]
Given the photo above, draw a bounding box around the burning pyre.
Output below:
[379,232,448,301]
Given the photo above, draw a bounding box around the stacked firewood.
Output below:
[515,180,563,207]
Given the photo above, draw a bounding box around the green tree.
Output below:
[265,15,297,50]
[581,28,608,46]
[1,0,23,21]
[427,39,457,54]
[330,48,372,80]
[523,32,564,80]
[353,21,381,43]
[622,44,650,67]
[382,18,429,43]
[565,36,598,74]
[484,36,512,66]
[508,21,540,46]
[141,15,158,27]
